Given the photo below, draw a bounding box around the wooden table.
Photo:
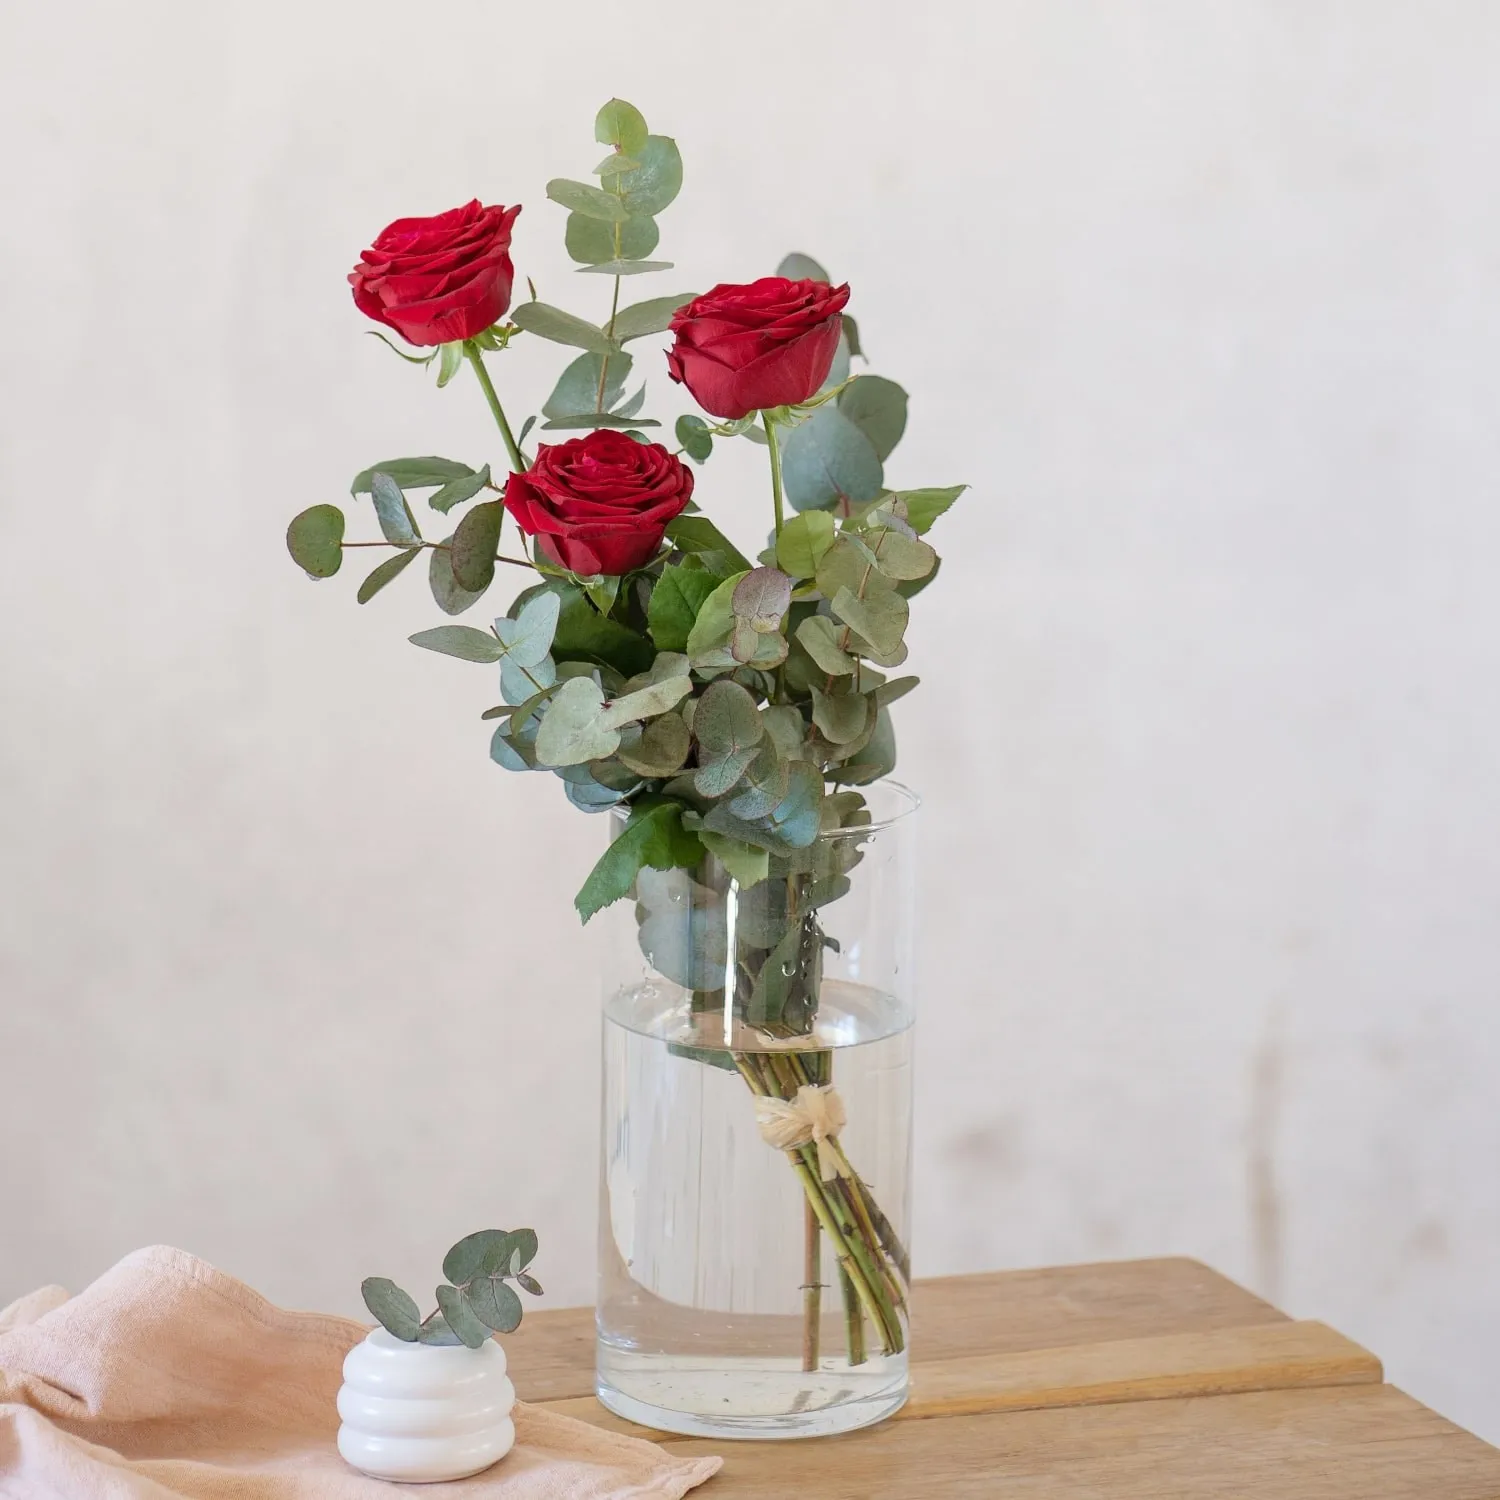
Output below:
[506,1258,1500,1497]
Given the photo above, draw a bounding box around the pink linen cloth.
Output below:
[0,1246,720,1499]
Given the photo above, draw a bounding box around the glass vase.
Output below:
[595,779,919,1440]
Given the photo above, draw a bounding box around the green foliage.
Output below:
[510,301,616,354]
[891,485,967,534]
[648,559,722,651]
[546,178,628,222]
[837,376,908,462]
[666,515,749,572]
[610,294,695,342]
[362,1229,542,1346]
[350,457,474,496]
[617,136,683,216]
[409,625,506,663]
[566,211,660,266]
[596,98,649,155]
[684,571,747,659]
[450,500,506,593]
[286,505,344,578]
[428,538,486,615]
[776,252,830,282]
[575,798,701,922]
[428,464,491,515]
[544,351,631,421]
[676,414,713,463]
[356,545,421,603]
[775,511,835,578]
[779,407,884,513]
[370,473,420,545]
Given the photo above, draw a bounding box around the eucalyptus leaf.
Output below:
[814,533,880,600]
[831,584,909,656]
[465,1277,523,1334]
[500,652,555,706]
[546,177,627,222]
[725,740,790,820]
[617,135,683,216]
[543,351,631,421]
[416,1312,463,1346]
[610,294,695,342]
[361,1278,422,1341]
[796,614,856,675]
[577,259,674,277]
[443,1230,508,1286]
[540,413,660,431]
[286,505,344,578]
[510,302,616,354]
[775,510,835,578]
[495,590,561,668]
[370,472,420,546]
[594,152,641,176]
[514,579,654,676]
[812,686,871,744]
[450,499,505,593]
[864,525,938,581]
[535,676,618,766]
[409,625,505,663]
[351,457,474,496]
[356,545,421,603]
[694,744,758,798]
[565,211,660,267]
[429,539,486,615]
[732,567,792,632]
[516,1272,544,1297]
[435,1284,490,1349]
[428,464,491,514]
[616,712,691,777]
[693,679,764,756]
[776,252,831,282]
[596,98,649,154]
[600,674,692,729]
[779,407,884,513]
[875,674,920,706]
[837,375,908,462]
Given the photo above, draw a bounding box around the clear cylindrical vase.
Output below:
[596,779,918,1440]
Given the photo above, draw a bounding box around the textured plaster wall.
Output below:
[2,0,1497,1441]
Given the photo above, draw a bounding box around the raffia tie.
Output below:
[754,1083,849,1182]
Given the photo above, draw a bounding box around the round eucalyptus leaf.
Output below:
[545,177,627,223]
[837,375,908,462]
[286,505,345,579]
[776,252,830,282]
[443,1230,508,1286]
[361,1277,422,1341]
[779,407,884,513]
[565,211,660,267]
[596,98,649,154]
[618,135,683,216]
[466,1277,524,1334]
[435,1284,490,1348]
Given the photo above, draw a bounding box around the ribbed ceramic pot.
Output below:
[337,1328,516,1483]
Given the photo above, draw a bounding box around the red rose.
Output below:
[666,276,851,420]
[503,431,694,577]
[350,200,521,347]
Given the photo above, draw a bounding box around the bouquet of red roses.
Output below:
[288,99,963,1374]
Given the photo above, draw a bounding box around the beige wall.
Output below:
[3,0,1498,1441]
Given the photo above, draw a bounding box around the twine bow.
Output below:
[754,1083,849,1182]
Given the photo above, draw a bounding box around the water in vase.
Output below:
[598,975,913,1438]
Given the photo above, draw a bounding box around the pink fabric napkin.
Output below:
[0,1246,721,1499]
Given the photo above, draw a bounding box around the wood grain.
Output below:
[654,1385,1500,1499]
[506,1256,1284,1403]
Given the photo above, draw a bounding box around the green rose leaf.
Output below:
[617,135,683,217]
[361,1277,422,1341]
[565,211,660,267]
[894,484,968,534]
[775,511,835,579]
[434,1284,490,1349]
[675,414,713,464]
[779,407,884,513]
[370,472,420,546]
[351,457,475,496]
[610,294,695,343]
[510,302,616,354]
[356,545,421,603]
[496,590,562,669]
[666,516,749,573]
[796,614,857,675]
[596,98,649,155]
[535,676,618,766]
[409,625,506,663]
[510,579,653,677]
[837,375,908,462]
[574,798,701,922]
[698,830,770,889]
[732,567,792,633]
[429,538,486,615]
[450,499,506,593]
[546,177,627,223]
[544,351,631,421]
[428,464,492,515]
[776,252,830,282]
[683,571,747,659]
[286,505,344,578]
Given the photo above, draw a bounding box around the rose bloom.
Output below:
[350,200,521,347]
[503,431,694,577]
[666,276,851,420]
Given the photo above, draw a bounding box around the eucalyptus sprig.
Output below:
[362,1228,543,1349]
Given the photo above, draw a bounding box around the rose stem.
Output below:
[463,344,525,474]
[762,411,787,539]
[840,1265,867,1366]
[802,1198,821,1372]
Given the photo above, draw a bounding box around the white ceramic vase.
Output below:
[337,1328,516,1483]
